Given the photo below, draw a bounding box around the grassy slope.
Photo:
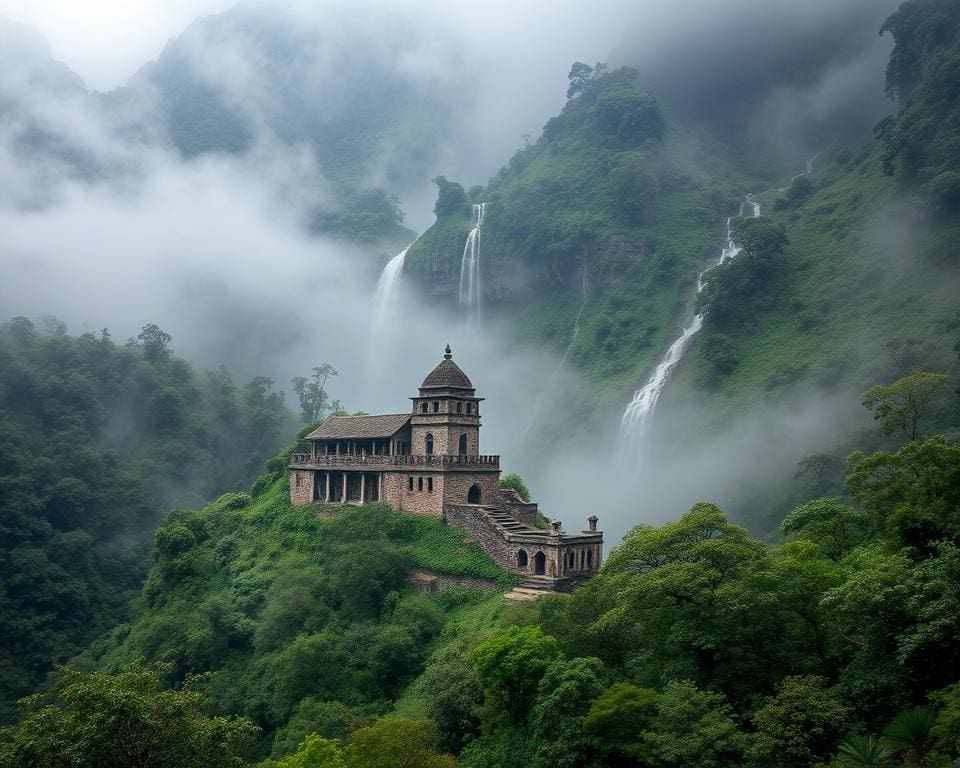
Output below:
[75,462,510,759]
[667,143,960,419]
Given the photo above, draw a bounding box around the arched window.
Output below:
[433,401,439,413]
[456,402,463,413]
[459,433,468,456]
[466,402,472,414]
[516,549,528,568]
[420,402,428,413]
[468,484,481,504]
[425,433,433,455]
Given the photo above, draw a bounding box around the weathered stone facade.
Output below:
[288,346,603,590]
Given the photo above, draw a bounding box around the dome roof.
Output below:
[420,346,474,390]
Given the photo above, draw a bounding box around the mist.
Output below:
[0,0,919,546]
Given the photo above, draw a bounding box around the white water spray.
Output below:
[364,243,412,393]
[372,244,410,327]
[618,194,761,451]
[459,203,486,324]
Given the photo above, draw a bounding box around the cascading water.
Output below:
[365,243,412,391]
[459,203,486,324]
[618,194,761,451]
[372,244,410,327]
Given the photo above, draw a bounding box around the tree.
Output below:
[779,498,870,560]
[499,473,531,502]
[417,646,483,754]
[929,682,960,759]
[275,734,345,768]
[566,61,607,99]
[834,735,893,767]
[583,682,659,765]
[432,176,469,218]
[528,657,607,768]
[292,364,338,424]
[471,626,560,728]
[846,436,960,551]
[747,675,849,768]
[343,719,456,768]
[135,323,172,363]
[644,680,747,768]
[0,665,256,768]
[794,453,842,496]
[861,371,950,442]
[882,706,938,767]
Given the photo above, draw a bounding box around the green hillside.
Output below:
[70,444,509,760]
[0,318,292,723]
[405,64,764,425]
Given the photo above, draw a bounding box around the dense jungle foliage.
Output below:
[0,317,292,722]
[3,416,960,767]
[3,0,960,766]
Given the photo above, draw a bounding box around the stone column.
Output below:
[360,474,366,503]
[341,472,347,503]
[378,473,383,501]
[324,471,330,502]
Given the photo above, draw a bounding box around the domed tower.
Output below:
[410,345,483,457]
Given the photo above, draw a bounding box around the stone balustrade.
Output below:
[289,453,500,470]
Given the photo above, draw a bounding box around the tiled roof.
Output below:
[306,413,411,440]
[421,358,474,390]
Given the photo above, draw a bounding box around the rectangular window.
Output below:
[418,477,424,492]
[295,474,301,487]
[433,401,439,413]
[466,403,472,414]
[428,477,433,492]
[408,476,414,491]
[456,402,462,413]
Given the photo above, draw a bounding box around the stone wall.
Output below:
[410,422,479,455]
[442,471,500,508]
[496,489,540,527]
[444,505,517,571]
[405,568,498,594]
[383,470,444,515]
[290,469,314,504]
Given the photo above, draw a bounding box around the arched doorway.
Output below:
[425,433,434,455]
[459,433,467,456]
[533,551,546,575]
[516,549,528,568]
[467,484,481,504]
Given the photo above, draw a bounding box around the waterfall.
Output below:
[372,244,410,326]
[618,194,761,451]
[520,266,589,446]
[365,243,412,392]
[459,203,486,324]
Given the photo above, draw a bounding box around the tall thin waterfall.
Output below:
[372,244,410,327]
[618,194,761,450]
[365,244,412,389]
[459,203,486,324]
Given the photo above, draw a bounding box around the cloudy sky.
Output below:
[0,0,905,541]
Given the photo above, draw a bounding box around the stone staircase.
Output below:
[485,508,528,533]
[504,574,562,601]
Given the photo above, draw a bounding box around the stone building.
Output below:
[289,346,603,590]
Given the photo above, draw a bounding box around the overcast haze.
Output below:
[0,0,909,541]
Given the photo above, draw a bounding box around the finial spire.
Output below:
[444,344,452,360]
